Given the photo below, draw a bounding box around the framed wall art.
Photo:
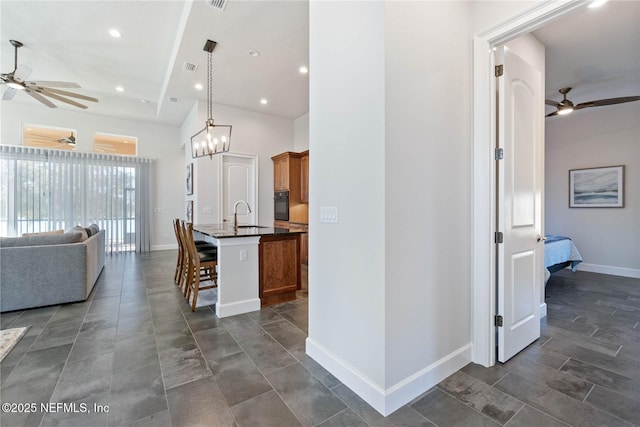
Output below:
[186,200,194,223]
[186,163,193,195]
[569,165,624,208]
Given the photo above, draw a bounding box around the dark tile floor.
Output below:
[1,251,639,426]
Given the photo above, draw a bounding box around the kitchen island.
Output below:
[193,224,304,318]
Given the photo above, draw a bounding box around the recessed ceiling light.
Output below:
[260,98,268,105]
[109,29,122,38]
[588,0,607,7]
[194,83,204,90]
[299,66,308,74]
[248,50,261,57]
[115,86,124,92]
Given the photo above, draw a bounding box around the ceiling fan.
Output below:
[545,87,640,117]
[1,39,99,109]
[28,132,77,146]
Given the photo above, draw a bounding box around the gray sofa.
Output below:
[0,229,105,312]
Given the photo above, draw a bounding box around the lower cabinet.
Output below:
[259,234,301,306]
[287,223,308,264]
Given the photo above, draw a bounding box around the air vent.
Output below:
[183,62,198,72]
[169,97,179,103]
[206,0,228,11]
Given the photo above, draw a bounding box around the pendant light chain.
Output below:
[207,50,213,123]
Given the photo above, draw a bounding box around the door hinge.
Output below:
[495,64,504,77]
[494,148,504,160]
[495,315,504,327]
[495,231,503,244]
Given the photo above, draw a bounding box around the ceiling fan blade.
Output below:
[24,81,81,88]
[24,88,57,108]
[545,99,560,107]
[574,96,640,110]
[36,87,98,103]
[545,111,558,118]
[2,87,17,100]
[34,90,88,109]
[13,64,32,82]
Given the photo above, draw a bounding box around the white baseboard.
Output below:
[577,263,640,279]
[305,338,471,416]
[215,298,260,318]
[151,244,178,251]
[540,302,547,318]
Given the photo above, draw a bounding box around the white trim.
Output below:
[151,243,178,251]
[540,302,547,318]
[215,297,261,318]
[577,263,640,279]
[306,338,471,416]
[471,0,588,367]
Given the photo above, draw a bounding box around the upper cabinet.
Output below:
[273,155,290,191]
[300,150,309,203]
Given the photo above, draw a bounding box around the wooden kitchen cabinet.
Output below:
[288,222,308,264]
[300,150,309,203]
[259,234,301,306]
[273,156,289,191]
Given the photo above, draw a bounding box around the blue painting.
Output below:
[569,166,624,208]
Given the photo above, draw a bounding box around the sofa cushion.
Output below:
[22,229,64,237]
[0,231,84,248]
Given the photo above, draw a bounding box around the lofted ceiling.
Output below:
[1,1,638,128]
[1,0,309,126]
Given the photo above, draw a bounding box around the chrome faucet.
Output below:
[233,200,252,231]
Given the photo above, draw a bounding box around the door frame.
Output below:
[471,0,587,367]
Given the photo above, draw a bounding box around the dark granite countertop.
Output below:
[193,224,305,239]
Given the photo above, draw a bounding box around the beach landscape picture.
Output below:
[569,165,624,208]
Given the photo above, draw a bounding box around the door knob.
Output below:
[537,235,547,242]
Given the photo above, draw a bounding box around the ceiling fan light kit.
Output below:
[1,39,99,109]
[191,39,233,159]
[545,86,640,118]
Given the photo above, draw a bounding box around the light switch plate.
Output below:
[320,206,338,223]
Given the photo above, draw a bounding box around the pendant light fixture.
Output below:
[191,39,232,159]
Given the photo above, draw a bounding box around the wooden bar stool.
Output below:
[180,221,217,311]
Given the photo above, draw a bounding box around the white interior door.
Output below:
[220,154,257,226]
[496,47,544,362]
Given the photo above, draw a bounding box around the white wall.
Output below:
[545,102,640,277]
[2,98,296,247]
[1,101,183,249]
[183,101,295,226]
[308,0,540,416]
[294,113,309,152]
[308,0,387,398]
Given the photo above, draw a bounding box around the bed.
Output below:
[544,235,583,283]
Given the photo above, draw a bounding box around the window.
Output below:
[0,145,152,253]
[94,132,137,156]
[22,124,77,151]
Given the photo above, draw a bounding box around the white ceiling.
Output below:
[1,1,638,127]
[532,0,640,115]
[1,0,309,126]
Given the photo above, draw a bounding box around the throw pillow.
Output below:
[89,224,100,236]
[67,225,88,241]
[84,227,94,237]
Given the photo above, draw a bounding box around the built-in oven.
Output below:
[274,191,289,221]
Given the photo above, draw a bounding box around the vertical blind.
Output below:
[0,144,153,253]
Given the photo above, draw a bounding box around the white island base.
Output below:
[206,235,261,318]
